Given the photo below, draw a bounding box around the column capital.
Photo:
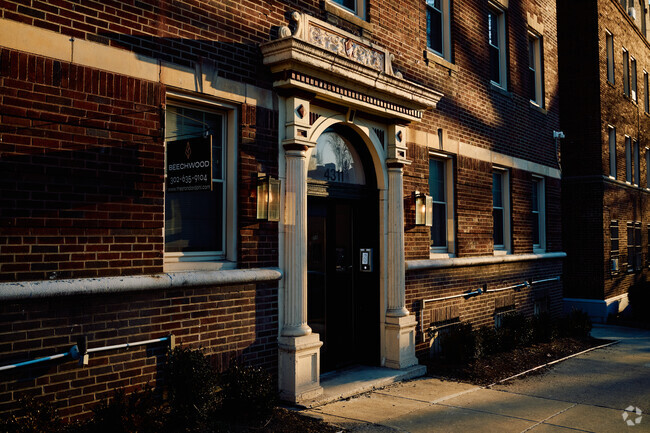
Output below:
[282,139,314,152]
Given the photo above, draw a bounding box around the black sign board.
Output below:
[166,136,212,192]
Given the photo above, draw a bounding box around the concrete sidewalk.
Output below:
[302,325,650,432]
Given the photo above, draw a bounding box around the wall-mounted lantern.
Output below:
[414,191,433,227]
[257,174,281,222]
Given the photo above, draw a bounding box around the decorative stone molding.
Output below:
[262,12,442,123]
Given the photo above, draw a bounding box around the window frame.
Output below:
[631,56,638,102]
[492,167,511,254]
[429,151,456,257]
[625,135,632,183]
[623,48,630,97]
[609,126,617,179]
[426,0,452,61]
[610,220,620,275]
[488,3,507,89]
[644,70,649,113]
[163,93,238,270]
[328,0,366,20]
[646,147,650,189]
[532,176,546,252]
[606,31,615,84]
[634,139,640,185]
[528,31,544,107]
[627,221,642,272]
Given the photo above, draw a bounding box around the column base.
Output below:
[278,333,324,403]
[384,314,418,370]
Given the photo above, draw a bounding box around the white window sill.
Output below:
[529,101,547,114]
[493,249,509,256]
[426,50,458,72]
[323,1,373,32]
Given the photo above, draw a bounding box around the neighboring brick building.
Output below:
[0,0,563,420]
[559,0,650,321]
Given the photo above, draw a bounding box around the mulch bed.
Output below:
[425,337,611,386]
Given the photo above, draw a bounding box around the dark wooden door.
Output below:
[307,196,378,372]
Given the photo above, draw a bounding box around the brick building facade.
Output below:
[559,0,650,321]
[1,0,563,420]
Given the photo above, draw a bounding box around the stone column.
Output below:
[281,147,312,337]
[384,125,418,370]
[278,95,323,403]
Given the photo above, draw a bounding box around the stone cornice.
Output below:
[260,12,442,122]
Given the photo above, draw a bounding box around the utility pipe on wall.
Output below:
[419,276,561,336]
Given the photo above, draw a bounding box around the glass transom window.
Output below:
[308,130,366,185]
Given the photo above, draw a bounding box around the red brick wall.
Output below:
[0,48,164,281]
[559,0,650,301]
[0,46,281,279]
[408,259,563,359]
[0,282,278,421]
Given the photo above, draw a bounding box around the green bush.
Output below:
[435,322,476,364]
[530,312,557,343]
[82,387,167,433]
[219,363,277,423]
[629,281,650,323]
[499,312,535,349]
[475,325,500,358]
[558,309,592,338]
[165,346,220,432]
[0,396,66,433]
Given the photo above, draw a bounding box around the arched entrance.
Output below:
[306,124,379,372]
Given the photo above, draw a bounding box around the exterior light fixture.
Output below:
[414,191,433,227]
[257,174,281,222]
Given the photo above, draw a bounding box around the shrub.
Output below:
[0,396,66,433]
[499,312,535,349]
[218,363,277,423]
[530,312,557,343]
[629,281,650,323]
[558,309,592,338]
[475,325,500,358]
[82,387,167,433]
[165,347,220,432]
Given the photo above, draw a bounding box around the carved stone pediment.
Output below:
[261,12,442,122]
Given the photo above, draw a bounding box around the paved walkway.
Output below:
[302,325,650,432]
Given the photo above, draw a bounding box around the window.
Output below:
[492,169,510,253]
[528,32,543,106]
[488,4,507,88]
[426,0,452,61]
[627,221,642,272]
[631,57,637,102]
[611,220,619,274]
[625,136,632,183]
[623,48,630,97]
[532,176,545,251]
[634,139,640,185]
[609,126,617,179]
[330,0,366,19]
[164,97,236,268]
[606,32,615,84]
[429,154,455,255]
[644,71,649,113]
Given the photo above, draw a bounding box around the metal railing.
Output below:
[0,335,174,372]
